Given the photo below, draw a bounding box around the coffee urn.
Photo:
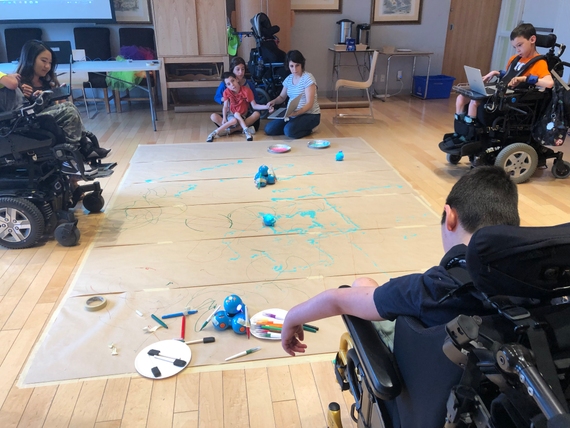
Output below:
[336,19,354,44]
[356,24,371,47]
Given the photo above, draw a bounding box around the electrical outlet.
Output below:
[380,74,385,83]
[397,70,403,81]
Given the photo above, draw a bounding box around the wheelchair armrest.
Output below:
[341,314,402,400]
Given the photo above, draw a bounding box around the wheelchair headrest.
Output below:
[466,223,570,299]
[536,33,557,49]
[250,13,280,39]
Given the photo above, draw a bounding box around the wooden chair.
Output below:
[114,28,157,112]
[334,50,379,124]
[73,27,115,114]
[4,28,43,62]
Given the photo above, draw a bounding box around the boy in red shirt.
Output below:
[207,71,270,142]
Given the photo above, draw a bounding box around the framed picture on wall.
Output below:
[113,0,152,24]
[291,0,342,12]
[372,0,422,24]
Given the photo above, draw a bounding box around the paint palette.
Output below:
[250,308,287,340]
[268,144,291,154]
[307,140,331,149]
[134,339,191,379]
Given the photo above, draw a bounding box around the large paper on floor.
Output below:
[23,138,443,385]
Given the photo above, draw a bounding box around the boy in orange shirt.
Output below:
[207,71,270,142]
[456,23,553,126]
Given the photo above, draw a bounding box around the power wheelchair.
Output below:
[332,223,570,428]
[439,34,570,184]
[0,91,115,249]
[245,12,289,118]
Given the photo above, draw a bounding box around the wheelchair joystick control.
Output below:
[497,344,567,420]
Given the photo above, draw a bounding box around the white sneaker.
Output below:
[206,131,218,143]
[245,126,256,135]
[244,129,253,141]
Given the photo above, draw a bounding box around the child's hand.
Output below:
[482,71,497,83]
[267,104,274,113]
[21,84,33,98]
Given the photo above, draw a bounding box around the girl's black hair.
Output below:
[16,40,59,89]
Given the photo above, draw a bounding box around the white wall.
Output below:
[291,0,451,95]
[3,0,566,98]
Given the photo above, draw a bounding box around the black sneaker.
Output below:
[85,147,111,159]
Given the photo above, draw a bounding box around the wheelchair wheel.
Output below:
[54,222,80,247]
[494,143,538,184]
[255,88,271,119]
[446,154,462,165]
[0,197,45,249]
[83,193,105,213]
[551,160,570,179]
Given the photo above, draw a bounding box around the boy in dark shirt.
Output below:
[281,166,520,356]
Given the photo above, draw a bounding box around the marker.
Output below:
[257,332,281,339]
[185,337,215,345]
[151,314,168,329]
[180,315,186,341]
[161,309,198,319]
[303,323,319,331]
[270,164,277,181]
[199,304,221,331]
[225,347,261,362]
[263,312,285,320]
[259,324,282,332]
[244,305,251,339]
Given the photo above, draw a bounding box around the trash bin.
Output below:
[413,75,455,99]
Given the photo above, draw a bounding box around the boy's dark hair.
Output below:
[442,166,520,233]
[285,50,306,70]
[510,23,536,41]
[222,71,236,81]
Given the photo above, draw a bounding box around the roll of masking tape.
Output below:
[85,296,107,311]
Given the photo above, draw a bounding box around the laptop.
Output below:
[44,41,73,65]
[45,85,71,101]
[268,94,303,120]
[462,65,513,98]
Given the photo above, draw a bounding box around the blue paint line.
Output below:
[173,184,197,197]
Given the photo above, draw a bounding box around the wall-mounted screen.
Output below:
[0,0,115,24]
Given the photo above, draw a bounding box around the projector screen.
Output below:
[0,0,116,23]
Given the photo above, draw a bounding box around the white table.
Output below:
[0,60,161,131]
[377,50,433,101]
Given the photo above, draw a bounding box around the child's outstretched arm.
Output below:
[0,73,20,90]
[250,100,272,111]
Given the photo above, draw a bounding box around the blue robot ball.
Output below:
[232,313,247,334]
[258,165,269,176]
[336,151,344,161]
[224,294,243,316]
[212,310,231,331]
[263,214,276,227]
[266,174,275,185]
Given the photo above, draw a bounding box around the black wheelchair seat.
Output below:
[334,223,570,428]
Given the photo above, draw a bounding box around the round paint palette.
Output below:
[307,140,331,149]
[135,339,191,379]
[268,144,291,154]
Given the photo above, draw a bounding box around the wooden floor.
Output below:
[0,95,569,428]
